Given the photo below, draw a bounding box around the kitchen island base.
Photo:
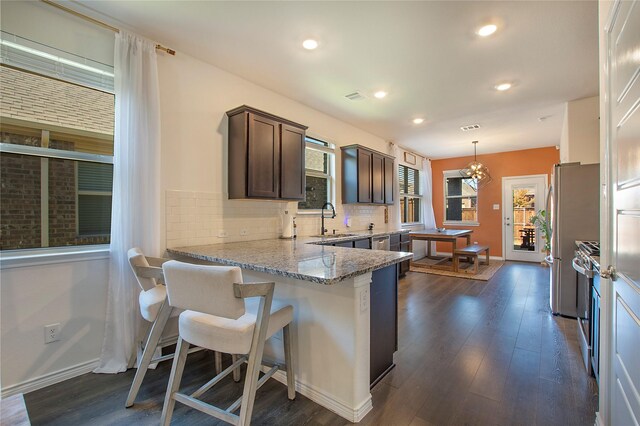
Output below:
[235,269,374,422]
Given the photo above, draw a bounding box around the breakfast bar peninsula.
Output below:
[167,234,412,422]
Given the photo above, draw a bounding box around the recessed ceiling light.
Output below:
[413,118,425,125]
[495,82,512,91]
[374,91,387,99]
[477,24,498,37]
[302,39,319,50]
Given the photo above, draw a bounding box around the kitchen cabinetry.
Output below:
[370,264,397,386]
[390,232,411,277]
[384,157,394,204]
[227,105,307,200]
[342,145,394,205]
[354,238,371,249]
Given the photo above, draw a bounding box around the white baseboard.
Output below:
[267,368,373,422]
[1,358,99,398]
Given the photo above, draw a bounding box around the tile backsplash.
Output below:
[166,190,389,248]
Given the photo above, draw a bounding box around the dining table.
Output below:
[409,229,473,272]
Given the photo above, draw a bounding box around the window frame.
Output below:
[0,40,115,259]
[399,164,422,226]
[297,136,336,215]
[443,169,479,226]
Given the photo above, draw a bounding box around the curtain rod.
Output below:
[41,0,176,55]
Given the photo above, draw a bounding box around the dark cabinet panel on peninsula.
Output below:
[341,145,394,205]
[227,105,307,201]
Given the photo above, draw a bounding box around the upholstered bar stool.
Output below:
[125,248,222,407]
[160,261,295,426]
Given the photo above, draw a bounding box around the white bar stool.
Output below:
[125,248,221,407]
[160,260,296,426]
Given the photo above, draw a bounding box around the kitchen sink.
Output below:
[312,233,357,238]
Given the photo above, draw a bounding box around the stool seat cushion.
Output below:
[178,302,293,355]
[139,285,180,322]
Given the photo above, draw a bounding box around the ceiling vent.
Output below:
[460,124,481,132]
[345,91,366,101]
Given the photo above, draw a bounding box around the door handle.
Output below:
[600,265,616,281]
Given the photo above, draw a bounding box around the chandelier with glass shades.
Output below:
[460,141,492,188]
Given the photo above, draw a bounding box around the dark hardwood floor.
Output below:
[24,262,598,425]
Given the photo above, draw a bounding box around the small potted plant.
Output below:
[530,210,551,265]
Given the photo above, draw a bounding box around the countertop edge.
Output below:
[166,247,414,285]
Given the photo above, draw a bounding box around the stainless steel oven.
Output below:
[572,241,599,379]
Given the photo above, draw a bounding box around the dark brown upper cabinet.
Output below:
[372,153,385,204]
[341,145,395,205]
[384,156,394,204]
[357,149,373,203]
[227,106,307,201]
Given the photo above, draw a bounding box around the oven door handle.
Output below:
[572,257,594,278]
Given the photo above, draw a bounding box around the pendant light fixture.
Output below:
[460,141,492,189]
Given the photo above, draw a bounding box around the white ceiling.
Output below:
[75,0,599,159]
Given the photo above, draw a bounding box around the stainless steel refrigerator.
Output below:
[547,163,599,317]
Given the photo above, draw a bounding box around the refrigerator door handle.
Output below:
[545,185,553,237]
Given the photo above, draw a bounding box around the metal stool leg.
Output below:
[125,300,172,407]
[161,337,190,426]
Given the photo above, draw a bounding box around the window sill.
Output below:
[443,221,480,227]
[401,222,422,227]
[0,245,110,269]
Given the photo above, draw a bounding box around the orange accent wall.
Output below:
[431,147,560,257]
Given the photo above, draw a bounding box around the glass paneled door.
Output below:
[502,175,547,262]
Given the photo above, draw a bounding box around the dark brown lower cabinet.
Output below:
[333,241,354,248]
[390,233,411,277]
[354,238,371,249]
[370,264,398,387]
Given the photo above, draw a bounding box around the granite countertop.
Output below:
[168,231,413,285]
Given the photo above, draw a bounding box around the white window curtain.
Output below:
[421,158,437,251]
[94,31,161,374]
[389,143,402,228]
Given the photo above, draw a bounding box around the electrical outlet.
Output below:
[360,289,369,313]
[240,229,248,236]
[218,230,228,238]
[44,323,60,344]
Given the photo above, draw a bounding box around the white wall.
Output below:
[559,95,600,164]
[1,1,402,393]
[156,48,397,246]
[0,255,109,394]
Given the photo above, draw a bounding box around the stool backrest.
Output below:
[162,260,246,320]
[128,247,158,291]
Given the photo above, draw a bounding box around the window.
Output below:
[444,170,478,225]
[0,36,114,251]
[399,164,421,224]
[297,137,335,211]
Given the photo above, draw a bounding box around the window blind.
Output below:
[0,31,114,92]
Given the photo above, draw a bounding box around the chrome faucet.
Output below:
[321,202,336,236]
